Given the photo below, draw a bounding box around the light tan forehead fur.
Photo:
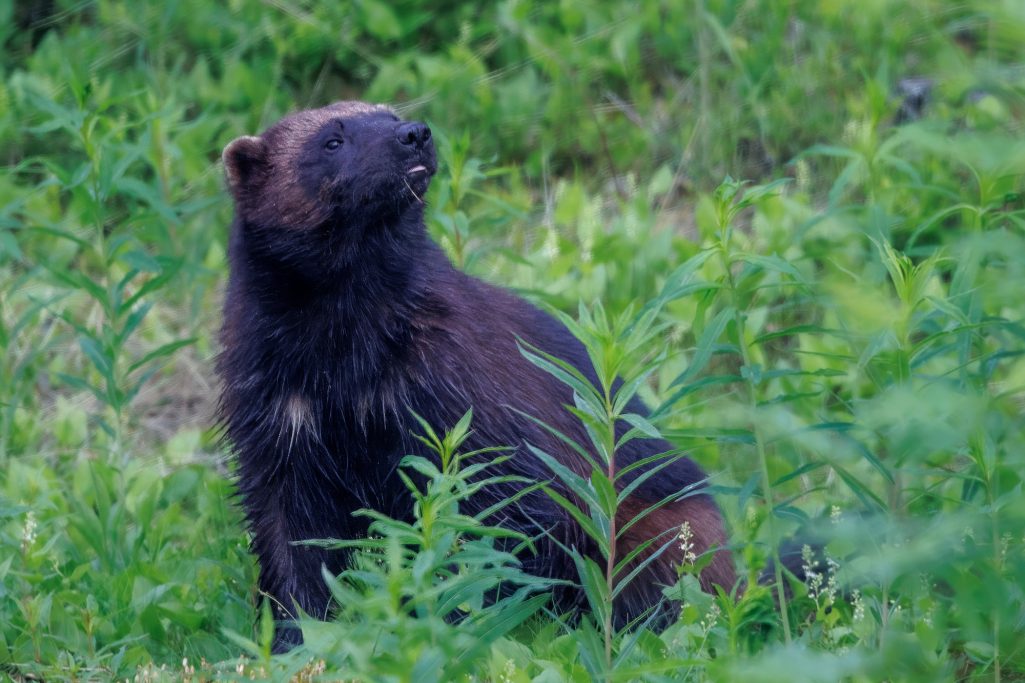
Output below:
[269,101,396,146]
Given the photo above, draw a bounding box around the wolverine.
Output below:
[217,101,736,651]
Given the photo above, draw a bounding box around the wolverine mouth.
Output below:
[406,165,428,176]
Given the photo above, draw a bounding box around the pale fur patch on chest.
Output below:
[279,392,318,448]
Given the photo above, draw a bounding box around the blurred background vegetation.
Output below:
[1,0,1023,680]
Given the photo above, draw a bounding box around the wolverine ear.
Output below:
[222,135,267,192]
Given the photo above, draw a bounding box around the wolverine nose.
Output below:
[395,121,432,148]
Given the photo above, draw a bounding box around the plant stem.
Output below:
[979,431,1001,683]
[695,0,711,174]
[720,241,792,643]
[993,521,1001,683]
[603,384,617,673]
[736,306,792,644]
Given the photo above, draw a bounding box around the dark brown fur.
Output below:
[218,101,736,650]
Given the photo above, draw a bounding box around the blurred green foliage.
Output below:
[1,0,1024,680]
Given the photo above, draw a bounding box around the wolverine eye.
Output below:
[324,139,342,151]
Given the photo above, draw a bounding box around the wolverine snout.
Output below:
[395,121,432,149]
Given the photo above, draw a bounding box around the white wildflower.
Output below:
[802,544,823,601]
[700,601,721,636]
[497,658,517,683]
[21,511,37,553]
[795,158,811,192]
[824,556,840,606]
[679,521,697,566]
[851,589,864,622]
[541,229,559,261]
[841,119,867,146]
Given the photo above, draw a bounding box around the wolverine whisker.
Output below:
[403,176,424,204]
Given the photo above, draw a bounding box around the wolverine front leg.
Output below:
[246,493,342,652]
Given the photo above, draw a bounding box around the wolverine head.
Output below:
[222,101,436,234]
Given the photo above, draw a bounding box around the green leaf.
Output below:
[222,628,261,658]
[122,259,183,311]
[115,177,181,226]
[617,454,700,511]
[525,443,598,510]
[620,412,661,440]
[120,248,163,273]
[832,464,886,511]
[800,143,863,161]
[571,552,610,621]
[28,225,92,249]
[734,253,806,282]
[126,337,196,375]
[79,335,113,379]
[590,469,617,518]
[537,484,608,556]
[829,158,866,206]
[616,483,706,540]
[611,533,679,598]
[754,324,844,344]
[459,593,548,656]
[510,406,600,472]
[653,249,718,305]
[517,338,604,416]
[670,306,734,387]
[358,0,403,39]
[48,268,108,308]
[115,302,152,347]
[734,177,791,209]
[772,461,826,487]
[654,373,742,417]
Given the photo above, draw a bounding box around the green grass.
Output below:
[1,0,1024,680]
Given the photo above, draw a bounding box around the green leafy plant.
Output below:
[517,296,724,680]
[1,1,1024,680]
[222,411,553,681]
